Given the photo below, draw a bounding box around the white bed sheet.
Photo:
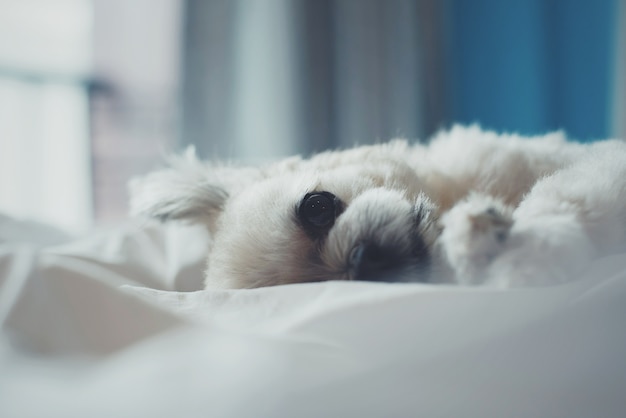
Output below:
[1,216,626,418]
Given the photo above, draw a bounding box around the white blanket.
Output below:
[2,216,626,418]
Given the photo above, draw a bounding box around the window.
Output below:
[0,0,93,234]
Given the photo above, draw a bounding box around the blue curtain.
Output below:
[447,0,618,141]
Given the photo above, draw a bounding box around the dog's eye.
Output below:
[298,192,338,232]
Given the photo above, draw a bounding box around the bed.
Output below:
[2,214,626,417]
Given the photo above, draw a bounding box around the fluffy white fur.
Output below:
[130,125,626,289]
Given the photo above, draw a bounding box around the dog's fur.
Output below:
[130,125,626,288]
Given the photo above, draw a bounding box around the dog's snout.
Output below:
[349,241,402,280]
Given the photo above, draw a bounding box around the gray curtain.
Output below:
[181,0,446,161]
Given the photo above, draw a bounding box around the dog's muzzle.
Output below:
[347,233,431,283]
[348,241,406,281]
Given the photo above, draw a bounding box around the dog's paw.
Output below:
[438,194,513,284]
[483,215,595,287]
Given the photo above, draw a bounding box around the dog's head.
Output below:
[130,142,442,288]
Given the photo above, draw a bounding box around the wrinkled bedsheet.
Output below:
[1,215,626,418]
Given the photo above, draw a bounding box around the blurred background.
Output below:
[0,0,624,234]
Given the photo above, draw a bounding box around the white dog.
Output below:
[130,125,626,289]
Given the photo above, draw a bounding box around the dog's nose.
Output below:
[349,241,402,280]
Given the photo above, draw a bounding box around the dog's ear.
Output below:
[128,147,261,230]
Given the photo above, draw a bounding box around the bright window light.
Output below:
[0,0,93,234]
